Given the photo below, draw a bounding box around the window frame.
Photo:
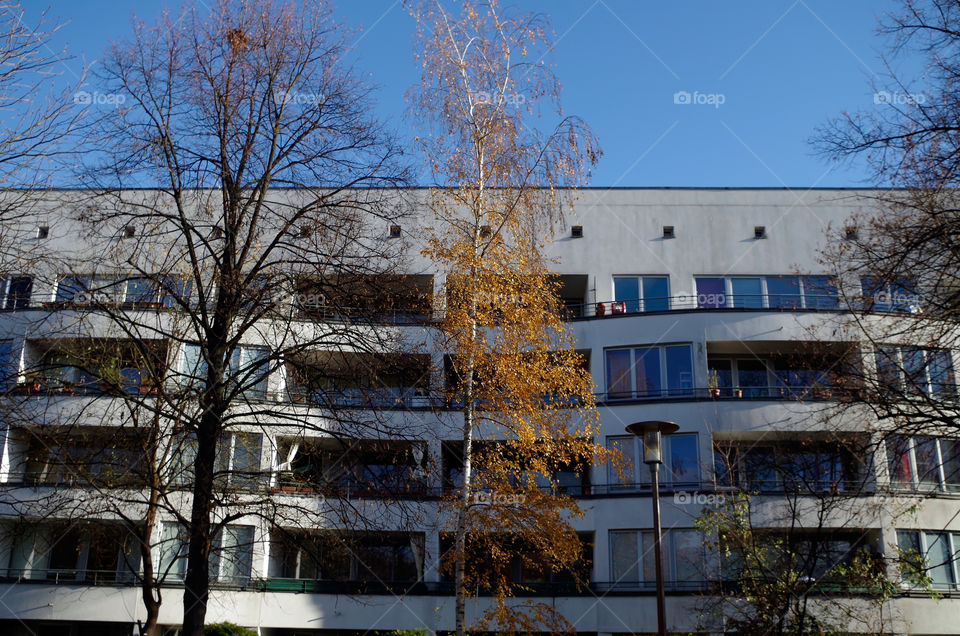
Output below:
[897,529,960,590]
[606,433,700,490]
[875,346,956,398]
[693,275,838,310]
[608,528,704,588]
[611,275,670,313]
[604,343,694,400]
[887,435,960,492]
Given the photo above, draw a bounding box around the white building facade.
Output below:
[0,188,956,635]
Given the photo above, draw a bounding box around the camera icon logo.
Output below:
[673,91,691,105]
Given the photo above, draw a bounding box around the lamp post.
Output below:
[626,420,679,636]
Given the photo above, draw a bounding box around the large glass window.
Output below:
[0,276,32,310]
[606,433,699,490]
[161,522,256,585]
[887,435,960,491]
[211,525,255,585]
[604,344,692,399]
[158,522,188,581]
[613,276,669,313]
[875,346,955,397]
[180,344,270,399]
[897,530,960,590]
[609,529,703,588]
[271,531,425,583]
[731,277,763,308]
[716,440,861,493]
[861,277,920,312]
[215,432,264,489]
[695,276,838,310]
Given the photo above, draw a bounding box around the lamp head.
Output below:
[625,421,680,464]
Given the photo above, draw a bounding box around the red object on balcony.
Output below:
[596,302,606,316]
[611,301,626,314]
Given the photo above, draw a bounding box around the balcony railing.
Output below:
[1,568,138,585]
[562,293,869,320]
[297,304,433,325]
[597,384,858,403]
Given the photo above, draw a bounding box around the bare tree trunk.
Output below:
[140,488,161,636]
[182,411,218,636]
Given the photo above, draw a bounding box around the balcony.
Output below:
[275,438,428,497]
[285,351,431,409]
[13,426,147,488]
[295,274,433,324]
[16,338,166,397]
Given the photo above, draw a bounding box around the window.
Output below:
[0,276,32,310]
[169,433,198,486]
[55,276,122,303]
[695,276,838,310]
[612,276,669,312]
[0,340,14,389]
[22,429,145,487]
[438,533,589,587]
[606,433,699,489]
[720,532,865,582]
[605,344,692,399]
[215,432,264,489]
[271,531,424,583]
[230,346,270,399]
[55,274,184,308]
[708,358,769,397]
[861,277,920,312]
[887,435,960,491]
[716,440,862,493]
[609,529,703,588]
[180,344,270,399]
[897,530,960,590]
[160,522,256,585]
[124,278,159,305]
[210,525,255,585]
[158,522,188,581]
[875,346,955,397]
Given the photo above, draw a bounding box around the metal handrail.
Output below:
[596,384,860,402]
[563,293,848,319]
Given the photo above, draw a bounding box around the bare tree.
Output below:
[0,2,84,268]
[11,1,416,634]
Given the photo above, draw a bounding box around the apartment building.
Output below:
[0,188,956,635]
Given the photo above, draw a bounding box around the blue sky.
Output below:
[28,1,909,187]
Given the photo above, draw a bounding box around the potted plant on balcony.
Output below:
[708,370,721,398]
[17,370,45,394]
[732,387,743,398]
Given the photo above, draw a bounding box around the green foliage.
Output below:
[388,630,429,636]
[896,546,938,598]
[204,623,257,636]
[696,491,895,634]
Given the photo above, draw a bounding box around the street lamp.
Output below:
[626,420,679,636]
